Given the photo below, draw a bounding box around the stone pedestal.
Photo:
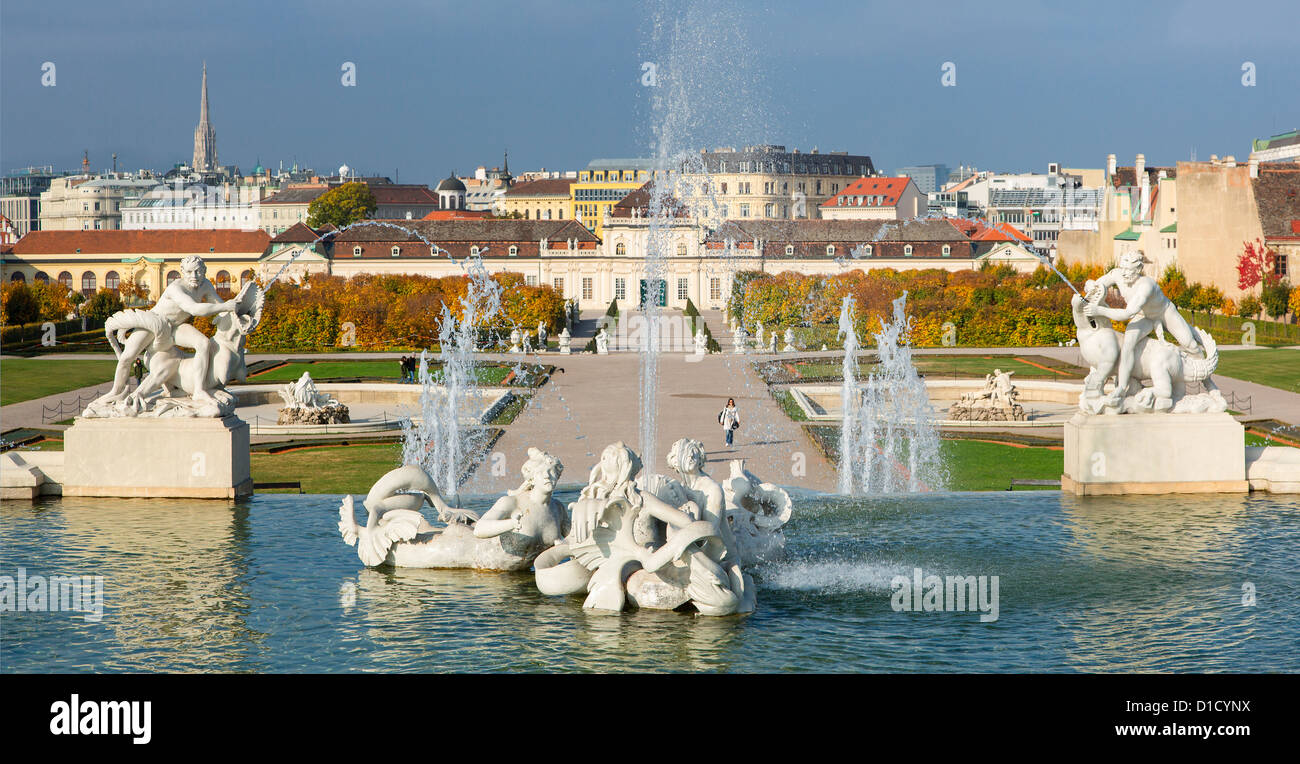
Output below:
[63,415,252,499]
[1062,411,1247,495]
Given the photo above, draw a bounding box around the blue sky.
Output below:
[2,0,1296,182]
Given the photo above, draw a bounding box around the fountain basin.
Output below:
[789,380,1082,427]
[230,383,515,435]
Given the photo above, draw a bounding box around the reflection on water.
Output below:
[2,490,1297,673]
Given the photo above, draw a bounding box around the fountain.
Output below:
[836,293,945,495]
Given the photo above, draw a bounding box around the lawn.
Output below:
[791,355,1081,381]
[940,439,1063,491]
[251,442,404,494]
[0,359,119,406]
[249,361,513,386]
[1213,349,1300,393]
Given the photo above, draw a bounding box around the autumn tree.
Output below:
[1237,239,1278,292]
[307,182,377,229]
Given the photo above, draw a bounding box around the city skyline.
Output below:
[2,0,1298,183]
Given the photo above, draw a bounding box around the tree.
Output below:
[1188,283,1224,316]
[1239,294,1262,318]
[1159,264,1190,308]
[306,182,377,228]
[2,282,40,325]
[1261,280,1292,320]
[81,289,124,320]
[1290,284,1300,319]
[1237,239,1278,292]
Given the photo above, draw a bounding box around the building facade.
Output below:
[502,178,574,220]
[820,177,925,220]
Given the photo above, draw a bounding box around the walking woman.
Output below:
[718,398,740,448]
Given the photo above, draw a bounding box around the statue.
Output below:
[767,333,777,354]
[720,459,792,565]
[277,371,349,425]
[949,368,1026,421]
[522,329,533,354]
[533,441,755,615]
[754,322,765,349]
[337,451,566,570]
[536,321,548,351]
[782,328,797,353]
[732,326,748,354]
[1073,264,1224,414]
[594,326,610,355]
[694,328,708,355]
[84,255,262,418]
[558,327,572,355]
[509,327,522,354]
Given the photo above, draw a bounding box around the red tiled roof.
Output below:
[10,230,271,255]
[421,209,491,220]
[370,185,439,205]
[820,177,914,208]
[505,178,576,197]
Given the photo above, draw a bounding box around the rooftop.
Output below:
[9,229,271,255]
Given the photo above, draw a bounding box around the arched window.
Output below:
[903,245,914,256]
[34,271,49,283]
[616,243,626,256]
[105,270,120,290]
[81,272,96,295]
[215,270,232,292]
[240,270,255,285]
[59,271,73,289]
[167,270,180,285]
[10,271,25,283]
[676,243,687,256]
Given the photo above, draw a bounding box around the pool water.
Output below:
[2,489,1297,673]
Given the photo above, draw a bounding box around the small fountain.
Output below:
[837,293,945,495]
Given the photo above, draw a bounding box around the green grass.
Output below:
[940,439,1062,491]
[251,442,403,494]
[773,390,808,421]
[1213,349,1300,393]
[249,361,513,386]
[489,394,529,425]
[790,355,1081,381]
[0,359,119,406]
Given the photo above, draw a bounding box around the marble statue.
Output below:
[782,328,797,353]
[694,328,708,355]
[594,326,610,355]
[754,322,765,349]
[732,326,748,354]
[1073,258,1224,414]
[720,459,793,565]
[533,441,756,615]
[767,334,777,354]
[83,255,262,418]
[949,369,1025,421]
[536,321,548,351]
[558,327,572,355]
[337,450,566,570]
[509,327,523,354]
[522,329,533,354]
[277,371,349,425]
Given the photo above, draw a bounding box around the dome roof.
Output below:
[436,173,466,192]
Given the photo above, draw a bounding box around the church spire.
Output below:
[193,62,217,173]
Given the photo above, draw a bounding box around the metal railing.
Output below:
[1185,380,1252,413]
[41,388,109,423]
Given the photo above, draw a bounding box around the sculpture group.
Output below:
[949,369,1025,422]
[277,371,349,425]
[1073,250,1224,414]
[84,255,263,418]
[337,438,791,616]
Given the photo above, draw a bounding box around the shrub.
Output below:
[1261,280,1292,319]
[81,289,124,321]
[1,282,40,325]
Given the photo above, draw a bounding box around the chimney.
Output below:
[1134,153,1146,178]
[1249,153,1260,178]
[1106,154,1117,176]
[1223,155,1236,167]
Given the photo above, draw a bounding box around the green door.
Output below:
[639,279,667,307]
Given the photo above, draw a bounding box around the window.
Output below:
[1276,254,1289,277]
[677,277,689,300]
[508,245,518,256]
[904,245,914,256]
[676,242,687,256]
[526,275,537,286]
[105,271,120,290]
[582,277,593,300]
[391,246,401,257]
[58,271,72,289]
[353,246,362,257]
[10,272,25,283]
[942,245,951,257]
[616,242,626,256]
[709,277,721,301]
[785,244,795,255]
[553,277,564,295]
[241,270,256,285]
[615,277,626,300]
[815,181,822,195]
[470,246,480,256]
[764,203,775,217]
[215,271,232,292]
[81,272,96,295]
[34,271,48,283]
[740,204,750,218]
[826,245,835,256]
